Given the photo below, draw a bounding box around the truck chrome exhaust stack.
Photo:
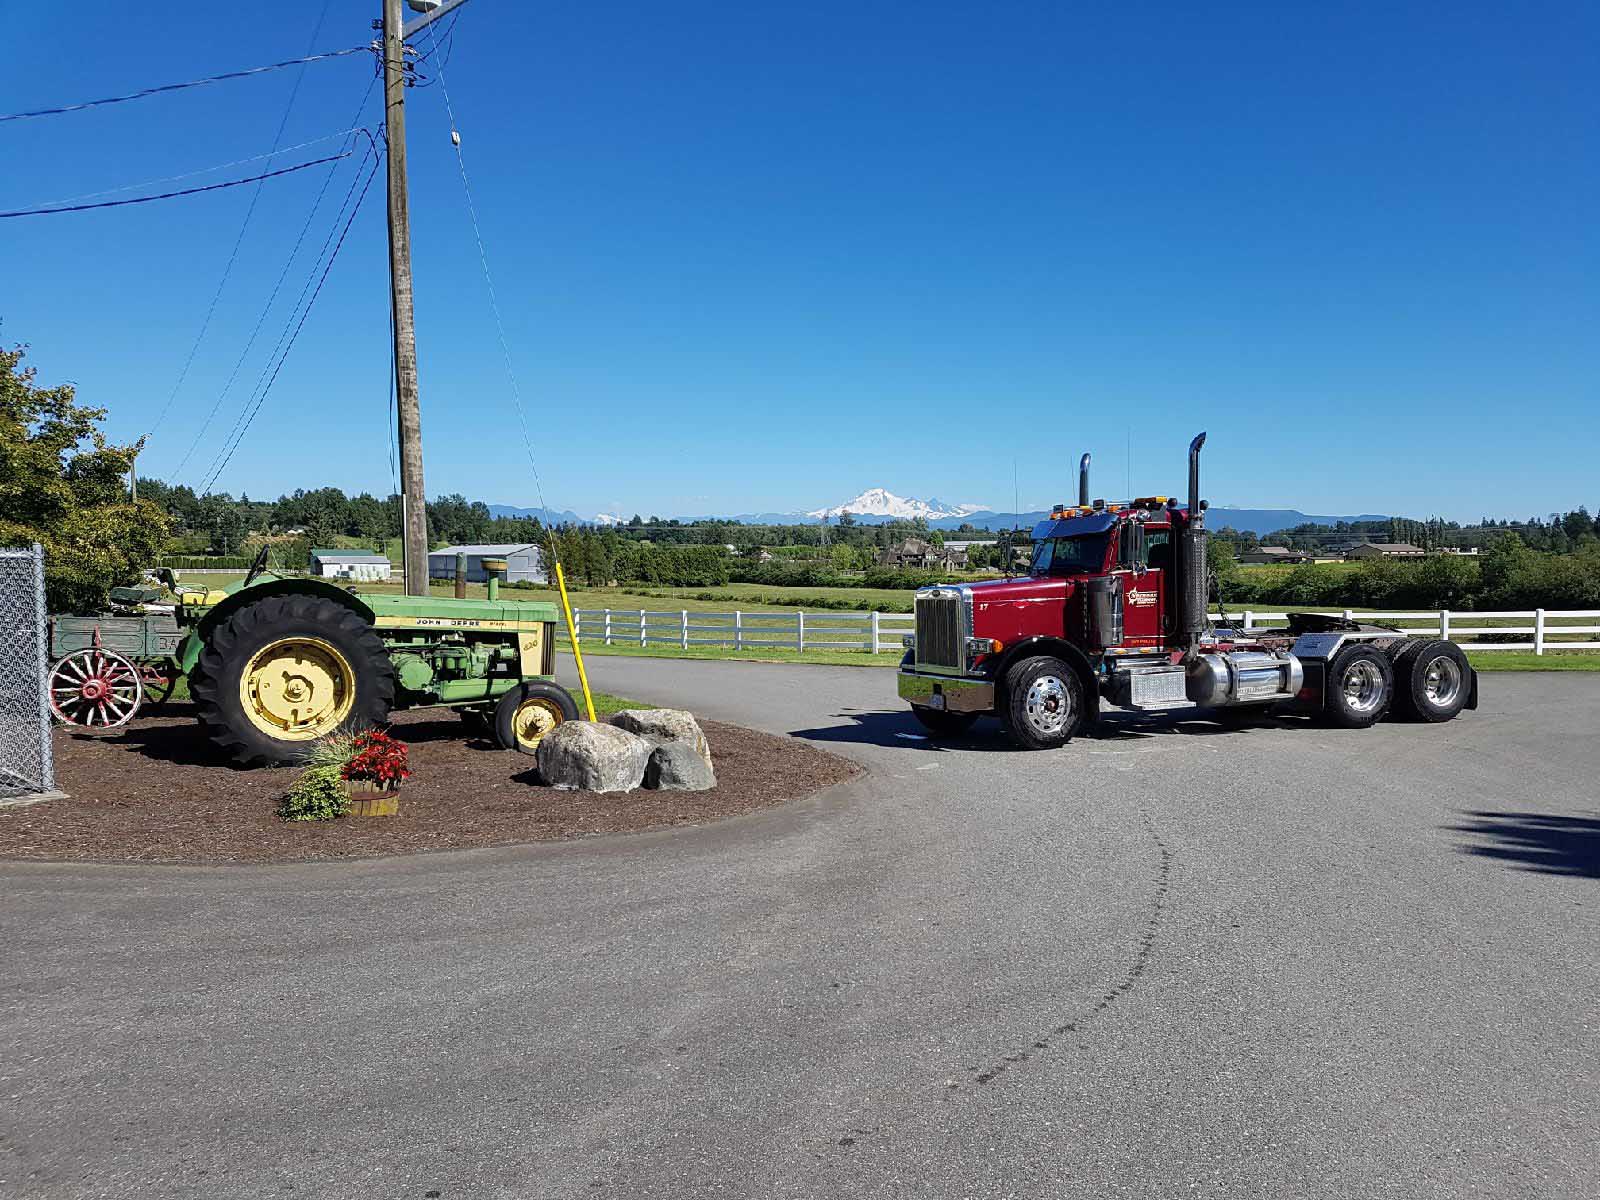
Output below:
[1187,431,1206,522]
[1078,453,1091,507]
[1177,431,1210,653]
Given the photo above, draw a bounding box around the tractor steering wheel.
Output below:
[243,545,272,586]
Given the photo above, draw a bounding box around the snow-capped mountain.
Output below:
[592,512,626,526]
[805,488,987,522]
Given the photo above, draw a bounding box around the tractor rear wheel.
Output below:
[494,681,579,755]
[190,594,395,765]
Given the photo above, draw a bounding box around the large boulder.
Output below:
[535,722,650,793]
[609,708,712,769]
[644,741,717,792]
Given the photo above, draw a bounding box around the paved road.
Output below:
[3,664,1596,1199]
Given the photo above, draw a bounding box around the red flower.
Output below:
[341,729,412,784]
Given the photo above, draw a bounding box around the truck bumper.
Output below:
[898,669,995,714]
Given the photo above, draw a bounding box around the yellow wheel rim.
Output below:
[239,636,356,741]
[512,697,565,751]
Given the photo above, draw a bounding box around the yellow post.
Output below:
[554,561,597,721]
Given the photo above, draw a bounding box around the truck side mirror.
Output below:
[1120,523,1145,571]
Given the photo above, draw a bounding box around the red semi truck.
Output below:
[897,433,1477,749]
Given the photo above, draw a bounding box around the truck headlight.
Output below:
[902,634,915,649]
[967,637,1002,659]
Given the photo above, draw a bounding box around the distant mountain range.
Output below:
[487,493,1389,537]
[485,503,588,525]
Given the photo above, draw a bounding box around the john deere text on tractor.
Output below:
[897,433,1477,748]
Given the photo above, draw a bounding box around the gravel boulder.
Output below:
[644,741,717,791]
[536,722,650,793]
[609,708,713,769]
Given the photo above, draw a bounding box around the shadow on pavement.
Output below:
[788,707,1290,751]
[1449,811,1600,879]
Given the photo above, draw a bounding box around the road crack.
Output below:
[960,809,1171,1091]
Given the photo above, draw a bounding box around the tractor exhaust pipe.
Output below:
[1078,453,1091,507]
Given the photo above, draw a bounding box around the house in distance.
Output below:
[309,549,392,581]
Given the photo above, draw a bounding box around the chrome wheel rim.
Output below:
[1023,674,1072,736]
[1341,659,1384,714]
[1421,654,1462,707]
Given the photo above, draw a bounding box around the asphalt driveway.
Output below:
[2,662,1595,1199]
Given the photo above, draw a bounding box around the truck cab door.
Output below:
[1117,523,1167,650]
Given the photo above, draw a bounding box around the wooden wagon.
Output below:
[46,596,186,728]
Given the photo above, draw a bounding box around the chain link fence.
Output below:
[0,545,56,803]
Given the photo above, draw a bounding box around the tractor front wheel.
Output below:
[494,681,579,755]
[190,595,395,765]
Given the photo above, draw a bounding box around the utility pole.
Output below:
[383,0,429,595]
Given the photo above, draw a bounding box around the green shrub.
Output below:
[277,765,348,822]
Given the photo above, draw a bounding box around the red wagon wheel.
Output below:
[48,649,144,729]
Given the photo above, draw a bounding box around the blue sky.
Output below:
[4,2,1595,523]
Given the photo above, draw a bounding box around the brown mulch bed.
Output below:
[0,705,859,864]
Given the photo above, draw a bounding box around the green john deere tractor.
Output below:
[160,547,578,765]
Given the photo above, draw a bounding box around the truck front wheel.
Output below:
[1002,656,1086,750]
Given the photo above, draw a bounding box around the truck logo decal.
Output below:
[1128,590,1158,608]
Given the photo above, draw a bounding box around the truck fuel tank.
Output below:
[1185,650,1303,707]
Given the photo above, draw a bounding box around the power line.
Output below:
[425,20,553,516]
[190,143,380,491]
[195,150,382,495]
[0,153,352,218]
[22,127,365,210]
[146,0,340,446]
[0,46,372,122]
[165,129,378,485]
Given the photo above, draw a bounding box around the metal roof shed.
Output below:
[427,543,547,584]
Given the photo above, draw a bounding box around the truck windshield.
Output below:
[1031,535,1108,576]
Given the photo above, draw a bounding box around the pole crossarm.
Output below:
[402,0,475,41]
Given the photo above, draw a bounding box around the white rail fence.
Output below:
[568,608,914,653]
[1215,609,1600,654]
[559,607,1600,656]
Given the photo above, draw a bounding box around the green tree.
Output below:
[0,344,170,611]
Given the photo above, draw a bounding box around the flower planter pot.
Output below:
[344,778,401,818]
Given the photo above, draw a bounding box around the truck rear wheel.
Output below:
[1002,656,1085,750]
[1392,639,1470,722]
[1321,644,1393,729]
[190,594,395,765]
[910,706,978,737]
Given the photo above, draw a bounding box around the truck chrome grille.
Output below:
[915,589,964,671]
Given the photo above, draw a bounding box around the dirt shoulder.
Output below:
[0,705,859,864]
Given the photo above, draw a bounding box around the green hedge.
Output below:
[1218,539,1600,611]
[729,562,958,591]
